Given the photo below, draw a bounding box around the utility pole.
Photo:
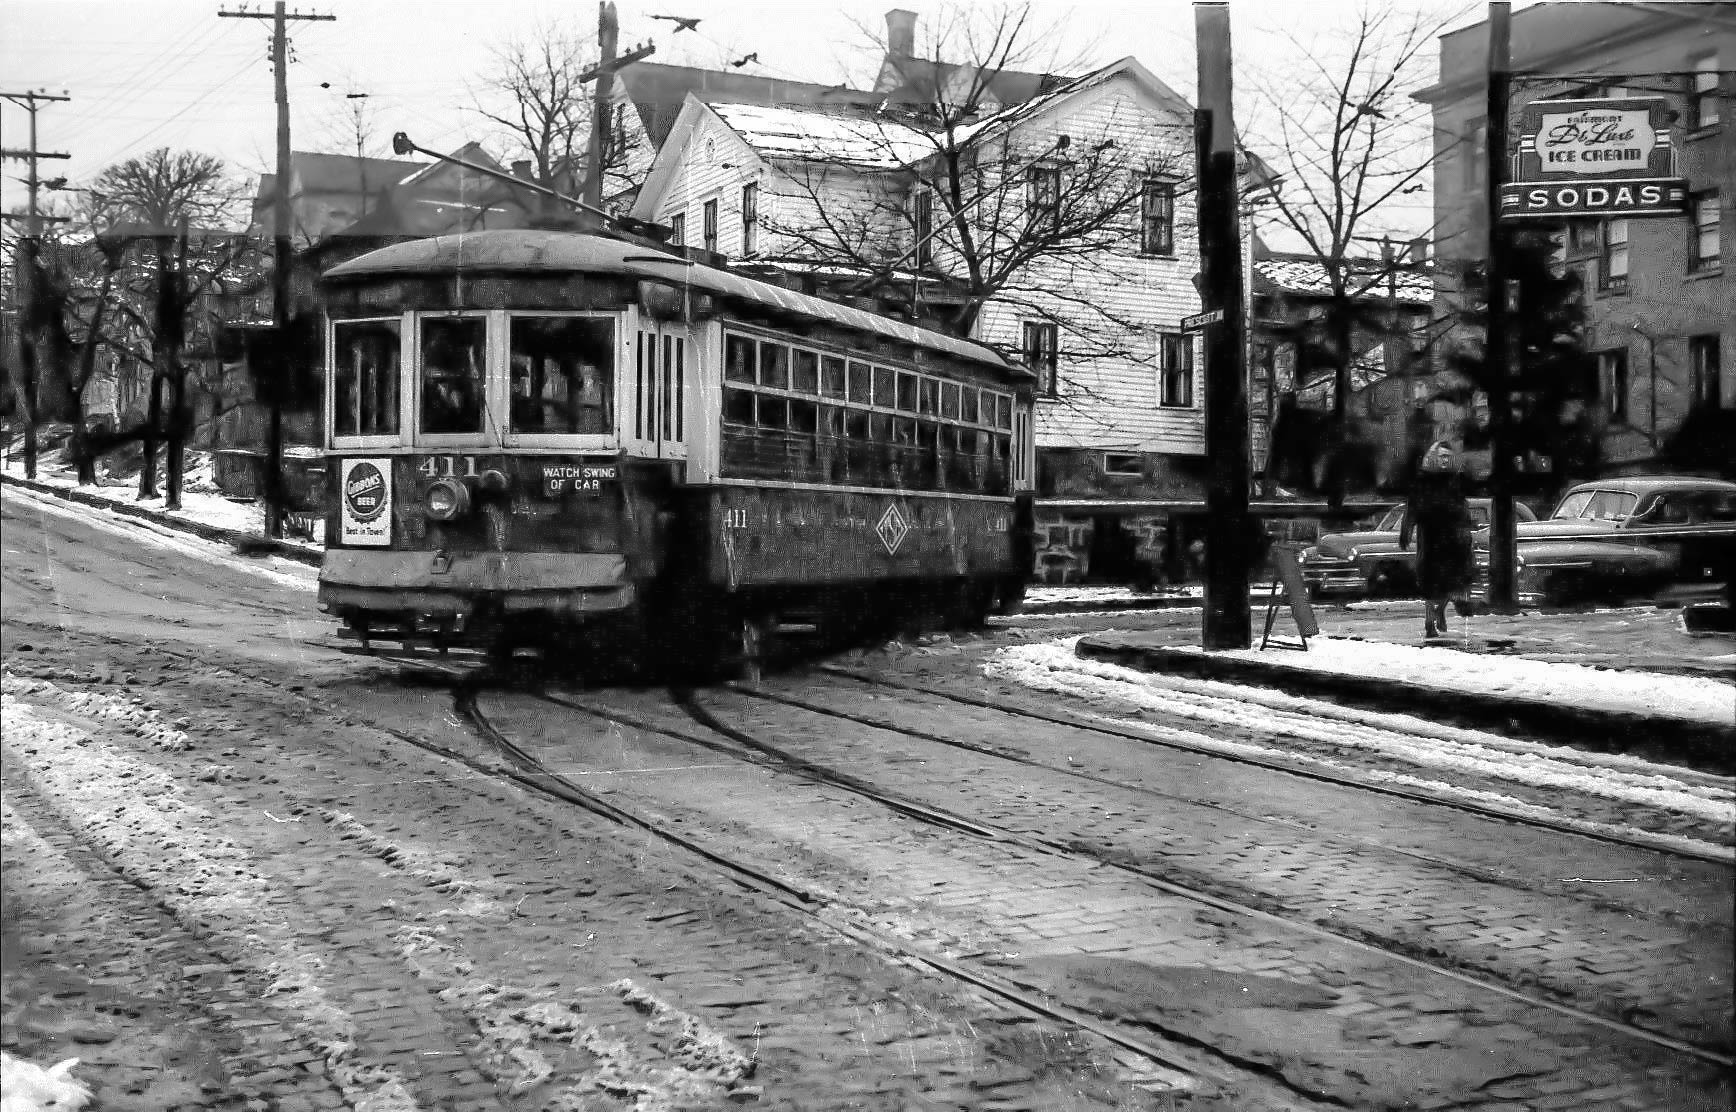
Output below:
[580,2,653,224]
[2,89,72,481]
[220,2,335,538]
[1483,1,1517,610]
[1194,2,1251,650]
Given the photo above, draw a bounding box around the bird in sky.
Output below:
[650,15,701,33]
[730,53,759,68]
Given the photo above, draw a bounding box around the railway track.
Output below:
[475,681,1731,1080]
[817,665,1736,866]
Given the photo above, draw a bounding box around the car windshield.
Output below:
[1376,507,1405,531]
[1552,489,1637,522]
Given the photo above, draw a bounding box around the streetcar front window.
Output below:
[332,319,400,439]
[420,317,487,435]
[509,315,615,435]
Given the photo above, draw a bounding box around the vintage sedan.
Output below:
[1480,477,1736,606]
[1300,499,1536,598]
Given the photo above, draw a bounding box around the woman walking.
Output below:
[1400,441,1475,639]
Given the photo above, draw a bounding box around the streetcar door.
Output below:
[631,324,688,462]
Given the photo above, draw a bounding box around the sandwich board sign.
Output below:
[1499,96,1688,219]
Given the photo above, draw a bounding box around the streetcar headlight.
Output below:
[424,477,471,520]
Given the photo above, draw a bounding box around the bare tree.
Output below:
[1244,3,1464,502]
[471,27,640,217]
[759,3,1191,424]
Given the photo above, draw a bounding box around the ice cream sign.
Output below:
[1501,96,1686,219]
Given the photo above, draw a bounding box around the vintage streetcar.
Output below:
[316,229,1036,675]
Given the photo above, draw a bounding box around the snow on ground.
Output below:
[2,483,315,594]
[1026,585,1201,605]
[985,637,1734,858]
[1159,633,1734,725]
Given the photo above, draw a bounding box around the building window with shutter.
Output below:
[1140,179,1175,255]
[703,198,718,254]
[1690,334,1722,408]
[1022,321,1058,396]
[667,212,685,246]
[1599,348,1629,421]
[1689,53,1721,131]
[912,189,933,268]
[1027,166,1060,231]
[1159,333,1194,408]
[1598,218,1629,290]
[1689,191,1720,272]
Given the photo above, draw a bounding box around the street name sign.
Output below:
[1181,308,1224,331]
[1502,96,1687,220]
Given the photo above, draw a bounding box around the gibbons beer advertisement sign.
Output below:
[339,458,393,546]
[1500,96,1688,219]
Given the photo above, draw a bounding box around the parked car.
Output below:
[1300,499,1537,598]
[1477,476,1736,606]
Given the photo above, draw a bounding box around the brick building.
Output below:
[1414,2,1733,478]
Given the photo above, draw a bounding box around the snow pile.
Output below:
[1027,585,1201,606]
[395,928,757,1108]
[0,1052,92,1112]
[1159,634,1735,724]
[4,674,197,752]
[320,810,509,919]
[985,639,1734,856]
[0,693,421,1110]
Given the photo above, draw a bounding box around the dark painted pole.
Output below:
[1485,1,1517,610]
[1195,2,1251,650]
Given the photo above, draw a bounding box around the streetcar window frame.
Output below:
[414,311,493,447]
[498,310,622,450]
[329,314,406,449]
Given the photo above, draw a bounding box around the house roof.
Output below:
[709,102,937,167]
[323,229,1023,376]
[1255,253,1435,305]
[876,55,1063,110]
[616,61,881,147]
[289,151,426,195]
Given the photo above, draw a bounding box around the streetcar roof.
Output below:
[323,229,1023,377]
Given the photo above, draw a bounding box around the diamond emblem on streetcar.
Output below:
[876,503,911,555]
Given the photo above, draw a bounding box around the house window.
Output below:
[1022,321,1058,396]
[1689,191,1720,272]
[1690,334,1722,408]
[702,198,718,254]
[912,189,933,268]
[1689,53,1721,130]
[1462,118,1486,192]
[1140,179,1175,255]
[1598,218,1629,290]
[1027,166,1061,231]
[668,212,685,246]
[1159,333,1194,408]
[741,183,758,255]
[1566,219,1598,253]
[1599,348,1629,421]
[1103,453,1142,476]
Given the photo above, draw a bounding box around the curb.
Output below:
[0,472,323,568]
[1075,635,1735,774]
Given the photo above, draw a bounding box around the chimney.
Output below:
[1408,236,1430,264]
[511,160,532,180]
[886,9,917,57]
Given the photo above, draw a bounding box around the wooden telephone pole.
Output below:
[1483,1,1518,610]
[580,2,653,224]
[219,2,334,538]
[1194,2,1252,650]
[2,89,72,481]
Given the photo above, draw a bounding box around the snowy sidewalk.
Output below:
[1079,629,1734,772]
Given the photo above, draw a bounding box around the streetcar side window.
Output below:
[508,315,615,435]
[333,319,401,439]
[725,334,756,383]
[822,356,847,399]
[792,349,820,394]
[759,342,789,389]
[420,317,487,435]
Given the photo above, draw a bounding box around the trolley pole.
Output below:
[1484,1,1517,610]
[220,3,335,538]
[1195,2,1251,650]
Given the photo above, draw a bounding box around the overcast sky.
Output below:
[2,0,1504,239]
